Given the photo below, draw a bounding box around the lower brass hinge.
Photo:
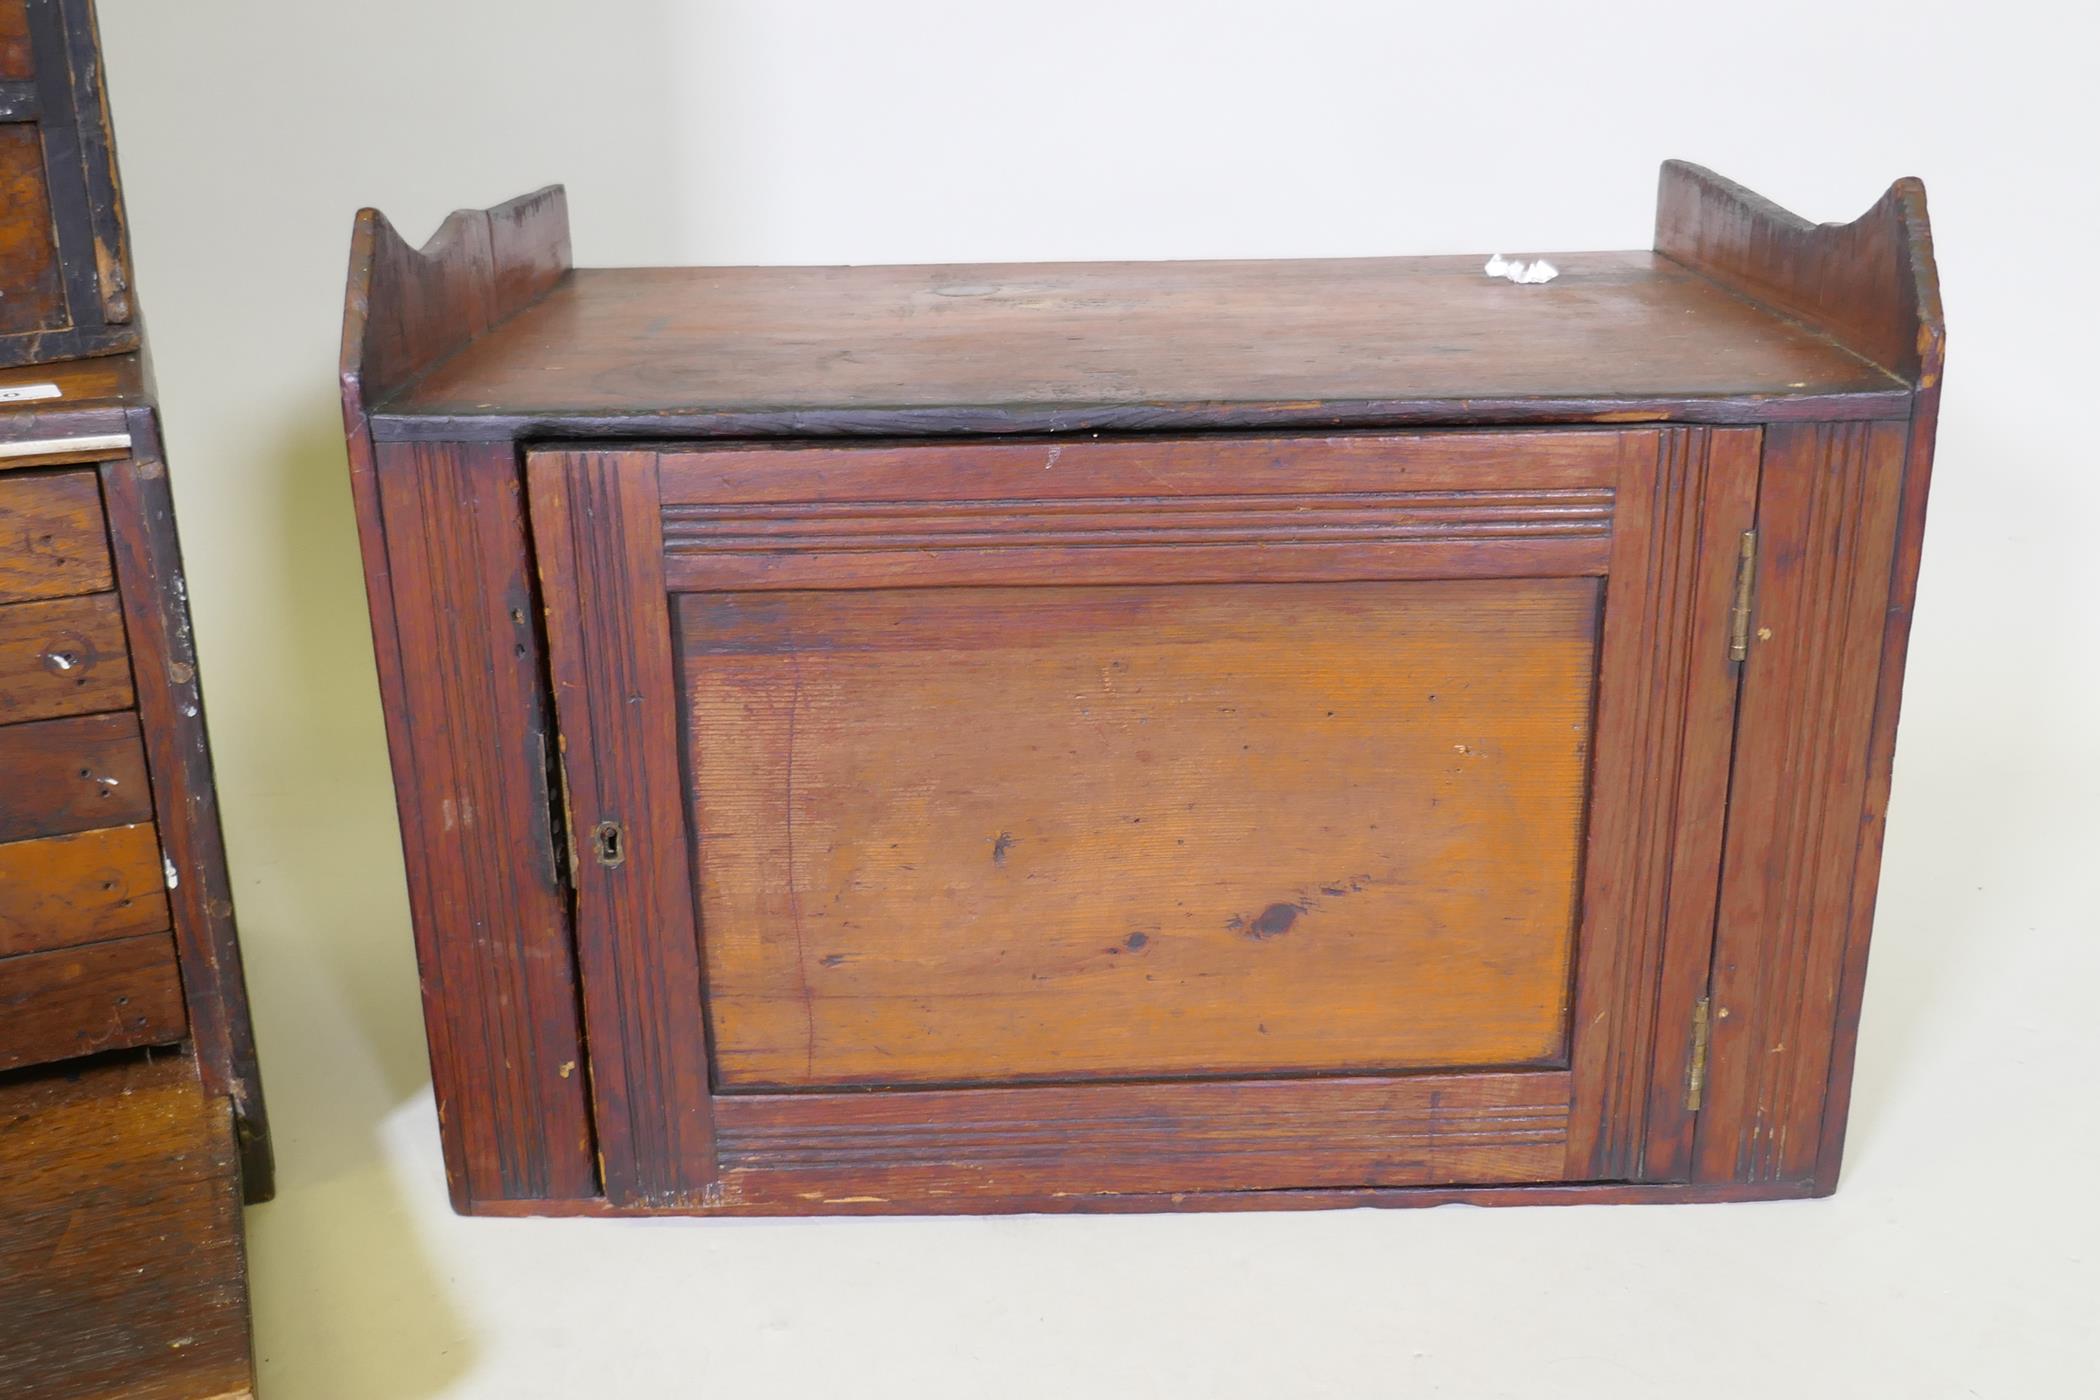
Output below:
[1727,530,1758,662]
[1685,997,1712,1111]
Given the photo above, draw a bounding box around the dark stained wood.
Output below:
[0,351,145,448]
[101,425,270,1194]
[0,0,138,368]
[376,251,1907,444]
[346,167,1942,1216]
[340,184,571,408]
[1656,160,1945,386]
[685,578,1597,1089]
[0,932,184,1070]
[369,438,596,1209]
[527,448,715,1206]
[0,822,168,957]
[0,711,151,843]
[0,588,128,720]
[0,467,111,604]
[1567,427,1760,1180]
[657,430,1620,592]
[1695,421,1908,1185]
[0,1052,254,1399]
[711,1073,1572,1206]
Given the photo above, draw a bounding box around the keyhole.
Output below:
[591,821,625,868]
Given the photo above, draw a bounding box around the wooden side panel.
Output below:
[1566,427,1759,1180]
[0,931,185,1070]
[0,1053,255,1399]
[1695,422,1907,1185]
[1656,161,1943,385]
[686,578,1597,1090]
[0,589,129,720]
[712,1072,1571,1207]
[528,449,715,1206]
[0,822,167,957]
[372,439,596,1207]
[0,468,111,604]
[0,711,150,843]
[1817,379,1941,1192]
[101,424,270,1194]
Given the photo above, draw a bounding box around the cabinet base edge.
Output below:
[458,1177,1826,1218]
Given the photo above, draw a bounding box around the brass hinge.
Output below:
[1685,997,1712,1111]
[1727,530,1758,662]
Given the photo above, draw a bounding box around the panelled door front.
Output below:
[525,428,1758,1209]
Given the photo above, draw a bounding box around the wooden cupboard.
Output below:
[341,161,1942,1215]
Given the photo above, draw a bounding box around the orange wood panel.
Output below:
[0,822,168,957]
[684,577,1599,1089]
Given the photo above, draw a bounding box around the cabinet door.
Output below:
[526,428,1757,1209]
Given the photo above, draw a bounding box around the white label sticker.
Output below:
[0,382,63,404]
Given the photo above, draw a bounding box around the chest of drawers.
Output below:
[341,161,1942,1216]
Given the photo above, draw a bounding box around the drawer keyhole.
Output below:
[591,821,626,868]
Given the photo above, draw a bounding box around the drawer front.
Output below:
[0,711,153,843]
[0,821,169,957]
[0,469,114,604]
[0,590,132,721]
[0,931,186,1071]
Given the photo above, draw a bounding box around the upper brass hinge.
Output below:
[1685,996,1712,1111]
[1727,530,1758,662]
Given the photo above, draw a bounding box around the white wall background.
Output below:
[93,2,2095,1396]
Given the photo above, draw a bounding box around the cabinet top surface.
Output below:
[371,250,1908,441]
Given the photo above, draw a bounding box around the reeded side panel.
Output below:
[1696,421,1907,1185]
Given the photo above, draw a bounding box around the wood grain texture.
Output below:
[0,123,63,335]
[1816,357,1943,1194]
[101,427,271,1195]
[0,1052,254,1399]
[375,249,1908,443]
[340,184,571,408]
[0,467,111,604]
[0,822,167,957]
[684,578,1596,1089]
[711,1073,1571,1205]
[0,1,32,80]
[1656,161,1944,385]
[0,932,184,1070]
[0,588,128,720]
[659,431,1619,591]
[0,0,139,368]
[1696,422,1907,1185]
[1566,427,1760,1180]
[0,711,150,843]
[477,1175,1820,1217]
[528,448,716,1206]
[370,438,596,1209]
